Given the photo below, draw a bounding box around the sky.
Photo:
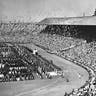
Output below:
[0,0,96,22]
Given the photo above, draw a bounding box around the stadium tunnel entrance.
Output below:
[40,25,96,43]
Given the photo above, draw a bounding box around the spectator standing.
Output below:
[33,49,38,55]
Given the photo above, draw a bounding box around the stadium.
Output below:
[0,14,96,96]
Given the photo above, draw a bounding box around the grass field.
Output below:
[0,43,89,96]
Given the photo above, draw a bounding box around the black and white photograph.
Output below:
[0,0,96,96]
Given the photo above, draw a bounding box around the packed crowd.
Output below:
[0,43,35,82]
[32,33,96,96]
[60,42,96,96]
[0,22,46,43]
[32,33,86,52]
[60,42,96,72]
[63,55,96,96]
[0,43,61,82]
[0,22,45,35]
[24,25,96,96]
[0,22,96,95]
[40,25,78,37]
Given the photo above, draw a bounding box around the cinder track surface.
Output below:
[0,43,89,96]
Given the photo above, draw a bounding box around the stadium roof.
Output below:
[39,16,96,25]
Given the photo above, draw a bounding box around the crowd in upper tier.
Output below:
[0,22,46,43]
[32,33,86,52]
